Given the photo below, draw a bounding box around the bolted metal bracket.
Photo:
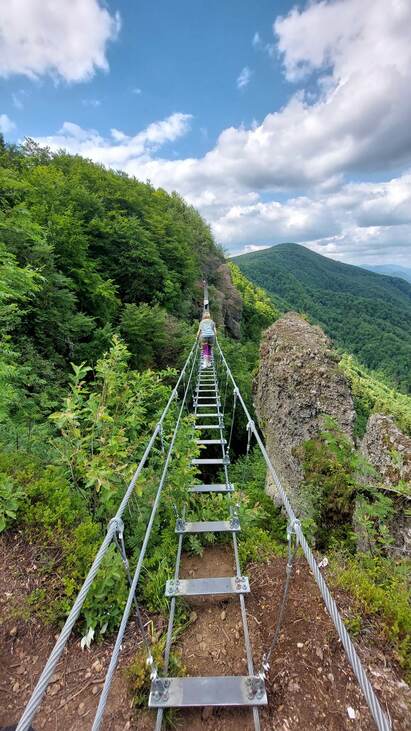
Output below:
[245,675,266,701]
[287,517,301,541]
[175,518,186,533]
[234,575,249,593]
[166,579,181,595]
[150,677,170,703]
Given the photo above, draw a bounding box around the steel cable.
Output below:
[16,339,199,731]
[215,338,391,731]
[91,343,199,731]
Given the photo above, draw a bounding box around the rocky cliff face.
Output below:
[361,414,411,556]
[361,414,411,485]
[254,312,355,507]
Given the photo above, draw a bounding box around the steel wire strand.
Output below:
[91,343,199,731]
[16,339,198,731]
[262,527,298,671]
[214,338,391,731]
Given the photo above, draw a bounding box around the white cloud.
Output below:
[236,66,252,90]
[132,88,142,95]
[12,90,27,109]
[0,0,120,82]
[82,99,101,108]
[0,114,16,134]
[230,244,270,257]
[35,113,193,167]
[29,0,411,266]
[252,30,275,58]
[220,173,411,265]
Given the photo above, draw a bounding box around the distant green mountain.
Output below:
[232,243,411,393]
[363,264,411,284]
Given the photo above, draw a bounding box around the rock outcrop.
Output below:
[361,414,411,485]
[360,414,411,556]
[254,312,355,506]
[216,263,243,339]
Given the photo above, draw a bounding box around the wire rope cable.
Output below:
[16,340,199,731]
[214,337,391,731]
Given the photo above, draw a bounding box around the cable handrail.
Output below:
[91,341,200,729]
[214,337,391,731]
[16,302,391,731]
[16,337,199,731]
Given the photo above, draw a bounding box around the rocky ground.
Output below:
[1,534,410,731]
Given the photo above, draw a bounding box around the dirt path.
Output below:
[1,534,410,730]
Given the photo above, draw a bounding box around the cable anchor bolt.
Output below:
[287,517,301,541]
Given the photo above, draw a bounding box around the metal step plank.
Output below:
[149,675,267,708]
[191,457,229,465]
[176,519,240,534]
[188,483,234,493]
[196,439,227,444]
[194,413,219,417]
[165,575,250,597]
[194,425,223,430]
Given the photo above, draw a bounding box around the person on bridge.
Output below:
[198,311,216,367]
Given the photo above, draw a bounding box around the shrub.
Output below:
[0,472,24,532]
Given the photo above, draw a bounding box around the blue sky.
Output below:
[1,1,293,155]
[1,0,411,266]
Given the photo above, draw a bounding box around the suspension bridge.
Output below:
[15,285,391,731]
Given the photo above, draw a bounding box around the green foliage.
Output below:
[340,353,411,436]
[0,140,223,441]
[0,336,198,639]
[353,490,395,555]
[50,336,172,522]
[299,416,375,548]
[126,633,185,715]
[119,303,194,372]
[233,243,411,393]
[225,448,287,562]
[228,262,281,340]
[332,552,411,680]
[0,472,24,532]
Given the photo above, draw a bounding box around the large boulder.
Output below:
[254,312,355,507]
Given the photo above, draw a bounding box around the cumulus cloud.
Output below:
[35,113,193,167]
[0,113,16,134]
[0,0,120,82]
[221,173,411,265]
[30,0,411,265]
[236,66,252,90]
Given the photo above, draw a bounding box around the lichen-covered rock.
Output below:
[216,263,243,339]
[254,312,355,506]
[361,414,411,485]
[360,414,411,556]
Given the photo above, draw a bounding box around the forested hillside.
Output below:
[0,136,225,447]
[233,243,411,392]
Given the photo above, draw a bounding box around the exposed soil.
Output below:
[1,533,410,731]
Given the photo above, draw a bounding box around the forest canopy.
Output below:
[0,136,224,440]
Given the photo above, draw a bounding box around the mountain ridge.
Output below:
[232,243,411,392]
